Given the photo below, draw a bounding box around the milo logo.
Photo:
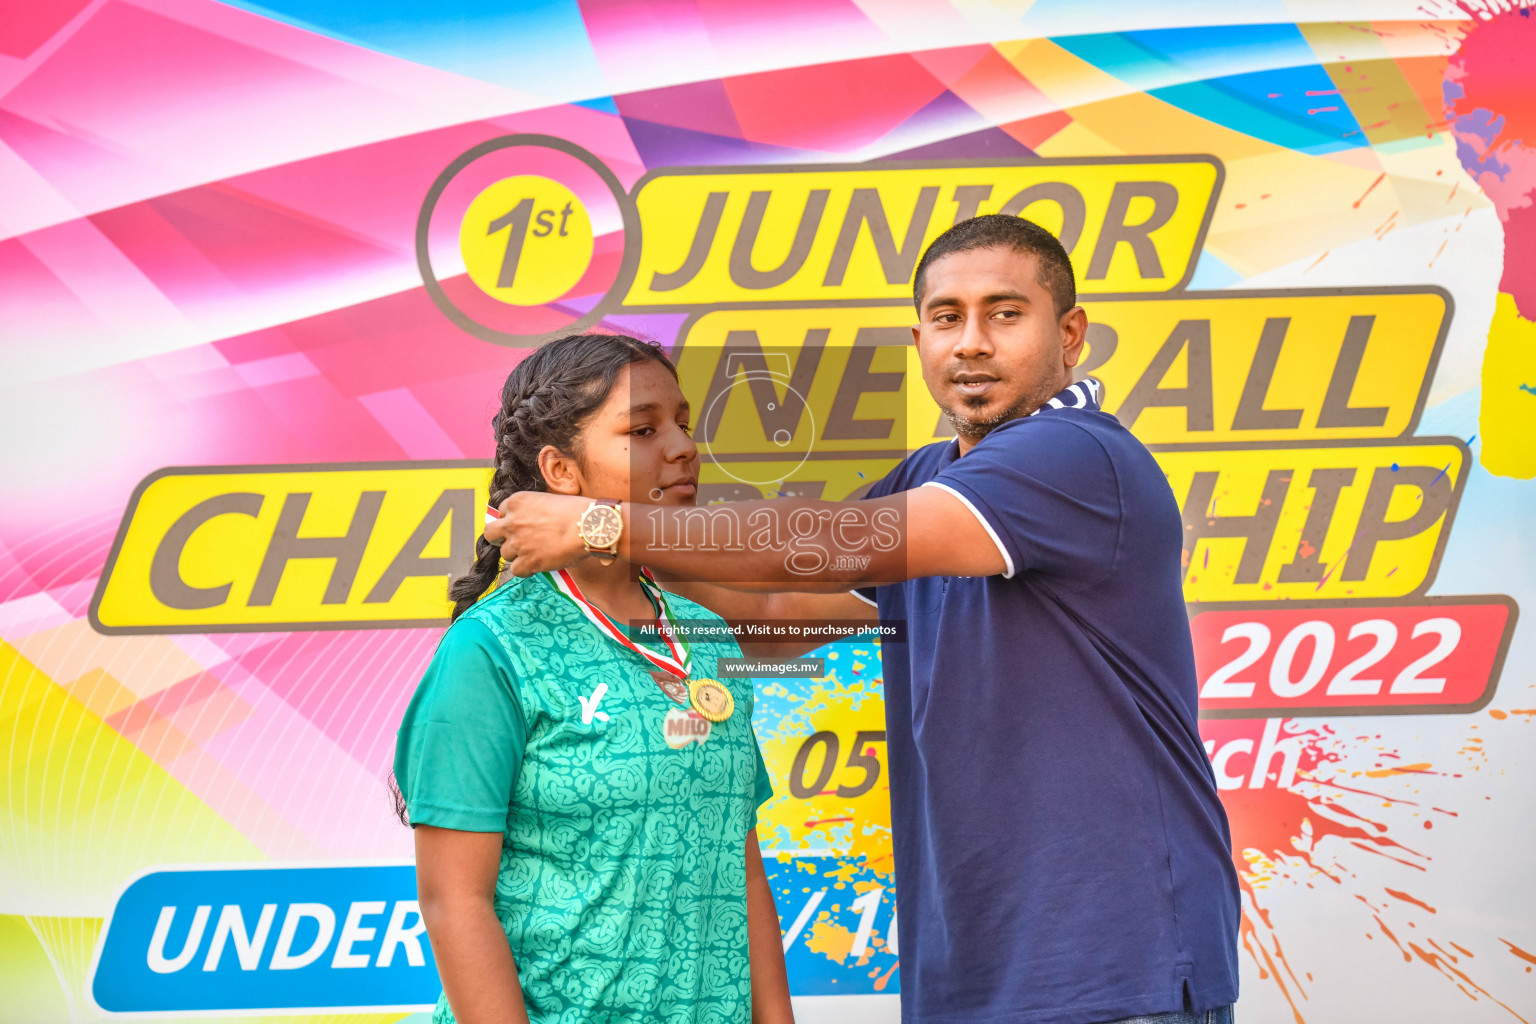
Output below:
[664,707,712,749]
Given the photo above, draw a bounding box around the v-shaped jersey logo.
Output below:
[578,683,610,724]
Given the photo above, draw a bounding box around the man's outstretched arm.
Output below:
[485,487,1007,587]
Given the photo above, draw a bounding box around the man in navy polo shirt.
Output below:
[488,215,1241,1024]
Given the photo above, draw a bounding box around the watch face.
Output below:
[581,504,623,547]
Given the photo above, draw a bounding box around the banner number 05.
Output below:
[788,730,887,799]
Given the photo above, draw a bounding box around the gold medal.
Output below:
[688,678,735,723]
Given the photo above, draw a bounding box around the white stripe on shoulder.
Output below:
[848,588,878,608]
[920,480,1016,578]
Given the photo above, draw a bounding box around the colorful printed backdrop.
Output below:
[3,1,1536,1022]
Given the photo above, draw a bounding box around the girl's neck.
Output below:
[564,557,655,625]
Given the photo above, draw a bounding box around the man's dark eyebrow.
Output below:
[922,290,1032,313]
[922,293,960,313]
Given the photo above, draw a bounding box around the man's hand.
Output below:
[485,491,592,576]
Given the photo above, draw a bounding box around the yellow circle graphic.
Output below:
[459,175,594,306]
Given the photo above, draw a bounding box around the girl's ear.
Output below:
[537,443,583,495]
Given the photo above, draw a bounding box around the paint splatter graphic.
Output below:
[1217,713,1533,1022]
[1447,3,1536,317]
[1448,2,1536,478]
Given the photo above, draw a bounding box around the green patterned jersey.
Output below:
[394,573,772,1024]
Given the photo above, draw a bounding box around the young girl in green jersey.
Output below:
[393,333,794,1024]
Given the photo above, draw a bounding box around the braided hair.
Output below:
[449,332,678,621]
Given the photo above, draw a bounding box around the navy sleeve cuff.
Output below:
[919,480,1019,577]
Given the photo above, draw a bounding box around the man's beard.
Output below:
[940,374,1061,442]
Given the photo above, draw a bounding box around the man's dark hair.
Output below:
[912,214,1077,318]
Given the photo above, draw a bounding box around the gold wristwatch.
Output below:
[577,498,623,565]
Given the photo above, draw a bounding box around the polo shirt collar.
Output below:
[1030,378,1102,415]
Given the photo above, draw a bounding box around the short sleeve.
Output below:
[749,731,774,831]
[393,618,527,832]
[926,416,1121,582]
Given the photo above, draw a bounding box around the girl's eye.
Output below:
[678,422,693,436]
[630,426,654,437]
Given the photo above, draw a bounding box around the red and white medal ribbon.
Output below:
[543,566,692,680]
